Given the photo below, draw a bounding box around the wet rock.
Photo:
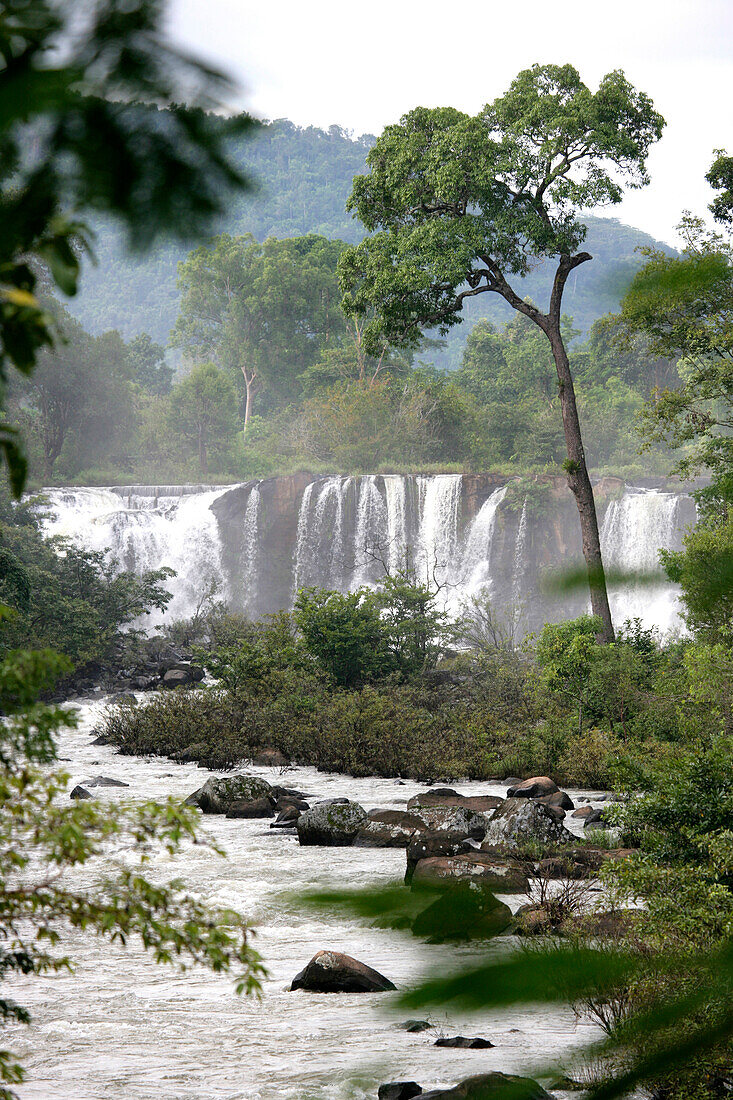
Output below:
[271,785,309,802]
[515,903,554,935]
[507,776,559,799]
[434,1036,494,1049]
[419,1072,551,1099]
[405,832,474,884]
[269,806,301,828]
[547,1076,585,1092]
[584,809,610,829]
[109,692,137,705]
[482,798,574,850]
[290,950,395,993]
[378,1084,422,1100]
[70,785,92,799]
[184,774,273,814]
[84,776,129,789]
[225,797,275,818]
[296,800,367,846]
[171,742,209,764]
[408,791,502,813]
[160,663,205,688]
[251,747,289,767]
[411,853,528,893]
[572,805,597,819]
[412,881,513,941]
[396,1019,433,1033]
[414,805,487,840]
[353,810,427,848]
[537,790,574,811]
[90,732,114,746]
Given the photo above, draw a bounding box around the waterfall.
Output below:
[383,475,408,573]
[241,483,261,614]
[352,475,388,586]
[512,497,529,603]
[293,476,353,593]
[415,474,462,589]
[461,485,508,598]
[600,488,688,633]
[38,486,230,624]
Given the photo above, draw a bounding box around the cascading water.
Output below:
[241,483,261,615]
[414,474,462,589]
[38,486,230,624]
[461,485,508,599]
[600,487,690,633]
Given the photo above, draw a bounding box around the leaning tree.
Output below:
[339,64,665,642]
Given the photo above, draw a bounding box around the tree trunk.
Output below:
[242,367,257,433]
[548,323,615,643]
[198,425,208,475]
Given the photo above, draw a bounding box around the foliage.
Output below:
[660,514,733,643]
[293,587,391,687]
[167,362,239,475]
[0,0,254,494]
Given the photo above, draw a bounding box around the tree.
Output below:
[127,333,173,395]
[172,234,347,430]
[293,587,390,688]
[0,0,255,494]
[168,362,239,475]
[339,64,665,643]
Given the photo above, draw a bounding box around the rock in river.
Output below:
[353,810,427,848]
[225,797,274,818]
[407,790,502,813]
[506,776,559,799]
[296,799,368,846]
[420,1071,551,1099]
[70,785,92,800]
[411,853,528,893]
[434,1036,494,1049]
[184,774,273,814]
[378,1085,422,1100]
[84,775,130,789]
[414,805,487,840]
[291,950,395,993]
[481,798,574,850]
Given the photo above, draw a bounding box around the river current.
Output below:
[7,700,606,1100]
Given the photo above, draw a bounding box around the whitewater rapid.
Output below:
[7,700,604,1100]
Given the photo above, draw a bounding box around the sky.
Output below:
[168,0,733,246]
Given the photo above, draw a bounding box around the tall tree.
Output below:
[339,64,665,642]
[172,234,346,430]
[168,362,239,475]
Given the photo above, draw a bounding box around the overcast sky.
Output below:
[169,0,732,246]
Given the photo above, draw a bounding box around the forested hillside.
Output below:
[68,117,674,366]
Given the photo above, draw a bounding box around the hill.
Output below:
[67,118,675,365]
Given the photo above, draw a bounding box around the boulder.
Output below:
[379,1085,422,1100]
[290,950,395,992]
[396,1020,433,1033]
[507,776,559,799]
[414,805,487,840]
[572,805,597,819]
[408,791,502,813]
[481,798,574,850]
[412,853,528,893]
[109,692,137,705]
[537,790,574,811]
[419,1073,551,1100]
[434,1037,494,1049]
[225,797,275,819]
[184,774,273,814]
[160,664,204,688]
[70,785,92,800]
[584,808,610,829]
[353,810,427,848]
[412,881,513,941]
[269,806,301,828]
[405,832,474,884]
[251,747,289,767]
[84,776,129,789]
[296,800,368,846]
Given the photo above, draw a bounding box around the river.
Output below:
[8,699,606,1100]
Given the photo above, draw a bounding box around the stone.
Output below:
[408,791,502,813]
[70,785,92,799]
[353,810,427,848]
[225,797,275,818]
[515,903,554,935]
[296,800,368,846]
[109,692,137,705]
[84,776,130,789]
[184,774,273,814]
[537,790,574,811]
[584,809,610,829]
[396,1019,433,1033]
[378,1085,423,1100]
[290,950,395,993]
[481,798,574,850]
[507,776,559,799]
[414,805,487,840]
[419,1072,551,1099]
[161,665,204,688]
[572,805,597,819]
[434,1037,494,1049]
[251,747,289,767]
[412,881,513,941]
[411,853,528,893]
[405,832,474,884]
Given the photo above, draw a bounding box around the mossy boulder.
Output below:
[296,799,368,846]
[184,774,273,814]
[420,1071,551,1099]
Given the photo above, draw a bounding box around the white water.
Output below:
[241,484,262,615]
[7,700,605,1100]
[461,486,508,599]
[600,488,687,634]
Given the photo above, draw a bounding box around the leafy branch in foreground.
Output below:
[0,644,265,1098]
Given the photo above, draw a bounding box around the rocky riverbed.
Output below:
[7,697,615,1100]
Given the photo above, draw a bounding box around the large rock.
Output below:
[184,774,273,814]
[353,810,427,848]
[291,950,395,992]
[434,1037,494,1049]
[481,798,574,850]
[84,776,130,789]
[70,785,92,800]
[379,1085,422,1100]
[507,776,559,799]
[225,797,275,818]
[296,800,367,846]
[411,853,528,893]
[537,790,574,811]
[412,881,513,941]
[405,832,474,884]
[420,1072,551,1099]
[160,663,205,688]
[414,805,487,840]
[408,791,502,813]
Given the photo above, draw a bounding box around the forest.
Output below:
[0,4,731,1100]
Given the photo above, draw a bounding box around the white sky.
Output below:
[169,0,733,246]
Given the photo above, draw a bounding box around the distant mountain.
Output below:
[68,118,675,365]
